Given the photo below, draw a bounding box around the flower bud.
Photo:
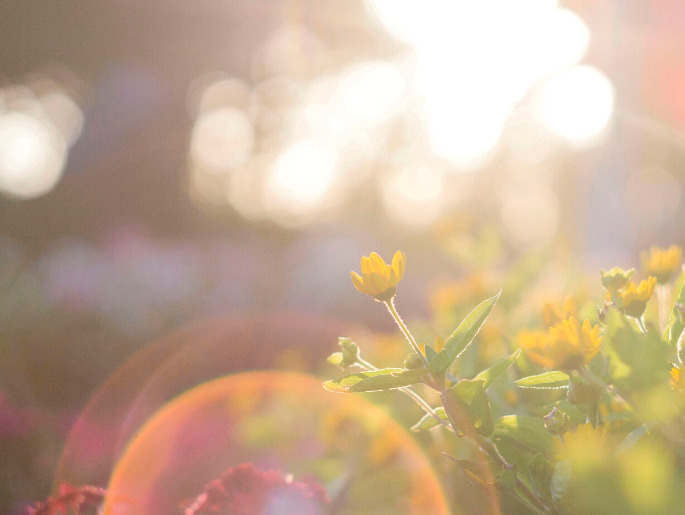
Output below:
[600,267,634,292]
[404,353,424,370]
[543,407,570,435]
[327,338,360,368]
[567,379,603,405]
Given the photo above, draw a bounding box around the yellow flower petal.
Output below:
[520,317,602,371]
[392,251,405,282]
[369,252,386,274]
[350,251,405,301]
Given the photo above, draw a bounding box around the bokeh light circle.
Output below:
[535,65,615,147]
[103,372,450,514]
[0,110,66,199]
[190,106,254,172]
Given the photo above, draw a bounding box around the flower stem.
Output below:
[637,316,648,334]
[474,434,555,514]
[658,283,671,333]
[385,298,429,368]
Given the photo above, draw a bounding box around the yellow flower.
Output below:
[620,277,657,318]
[519,317,602,371]
[641,245,683,284]
[542,296,577,328]
[350,251,405,302]
[557,423,610,460]
[670,365,685,391]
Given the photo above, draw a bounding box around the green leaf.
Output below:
[616,424,650,454]
[411,407,447,432]
[473,349,521,390]
[604,309,670,392]
[550,459,572,506]
[515,371,569,389]
[492,415,556,456]
[323,367,428,393]
[330,367,431,393]
[669,283,685,346]
[443,455,498,485]
[496,469,517,492]
[445,291,501,364]
[424,344,437,362]
[429,348,451,376]
[529,453,554,503]
[442,379,494,436]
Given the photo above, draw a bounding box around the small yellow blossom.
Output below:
[641,245,683,284]
[557,423,610,460]
[519,317,602,371]
[542,297,577,328]
[350,251,405,302]
[620,277,657,318]
[670,365,685,391]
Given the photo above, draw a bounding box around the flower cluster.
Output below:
[518,317,602,371]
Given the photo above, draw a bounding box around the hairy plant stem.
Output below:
[637,316,648,334]
[385,298,429,368]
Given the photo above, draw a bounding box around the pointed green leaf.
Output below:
[443,379,494,436]
[322,367,429,393]
[445,291,501,363]
[424,344,437,362]
[515,371,569,389]
[411,407,447,432]
[474,349,521,390]
[429,348,451,376]
[350,367,429,392]
[492,415,555,456]
[323,368,404,392]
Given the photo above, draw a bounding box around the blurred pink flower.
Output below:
[184,463,329,515]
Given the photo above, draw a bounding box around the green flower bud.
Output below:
[404,353,424,370]
[567,379,603,405]
[327,338,360,369]
[600,267,634,292]
[543,407,570,435]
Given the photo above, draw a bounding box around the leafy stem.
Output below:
[354,357,452,432]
